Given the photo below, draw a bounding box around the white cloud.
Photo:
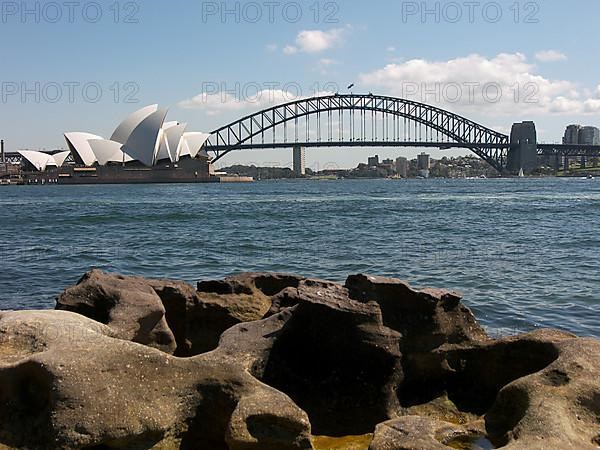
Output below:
[297,28,345,53]
[359,52,597,115]
[283,45,298,55]
[266,44,278,52]
[283,27,349,55]
[180,53,600,119]
[535,50,567,62]
[178,89,336,116]
[583,98,600,113]
[387,46,396,52]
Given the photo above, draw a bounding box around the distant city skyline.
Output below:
[2,0,600,168]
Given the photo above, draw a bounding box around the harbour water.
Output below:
[1,178,598,338]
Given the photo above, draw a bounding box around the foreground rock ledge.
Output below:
[0,270,596,449]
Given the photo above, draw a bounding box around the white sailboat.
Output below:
[518,168,525,178]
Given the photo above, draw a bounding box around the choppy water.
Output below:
[1,178,599,338]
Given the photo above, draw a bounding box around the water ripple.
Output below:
[1,179,599,338]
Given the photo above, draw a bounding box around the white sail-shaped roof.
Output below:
[155,122,178,162]
[19,151,57,172]
[155,131,170,163]
[178,139,191,158]
[164,123,187,162]
[63,104,212,167]
[110,104,158,144]
[121,108,168,167]
[64,132,103,166]
[88,140,133,166]
[53,151,72,167]
[182,132,211,158]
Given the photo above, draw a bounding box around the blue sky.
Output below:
[2,0,599,168]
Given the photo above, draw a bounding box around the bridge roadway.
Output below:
[6,143,600,174]
[205,141,600,157]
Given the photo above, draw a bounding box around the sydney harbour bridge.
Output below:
[203,93,600,174]
[4,94,600,175]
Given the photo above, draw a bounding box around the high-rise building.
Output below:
[562,124,599,169]
[368,155,380,167]
[395,157,408,178]
[563,125,582,144]
[417,153,431,178]
[293,146,306,176]
[579,126,600,145]
[417,153,431,170]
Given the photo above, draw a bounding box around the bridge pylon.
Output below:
[507,121,538,174]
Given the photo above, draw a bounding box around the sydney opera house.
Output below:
[17,105,242,184]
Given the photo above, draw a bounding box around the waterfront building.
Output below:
[562,125,580,170]
[563,125,582,145]
[395,157,408,178]
[417,153,431,171]
[62,105,211,170]
[416,153,431,178]
[562,124,599,169]
[18,150,69,172]
[368,155,380,167]
[579,126,600,145]
[10,105,240,184]
[293,146,306,176]
[379,163,395,176]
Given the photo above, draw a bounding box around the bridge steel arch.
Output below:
[204,94,510,172]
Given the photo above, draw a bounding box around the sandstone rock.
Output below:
[56,271,306,357]
[56,270,177,354]
[440,329,573,414]
[198,272,304,298]
[192,273,292,354]
[21,270,600,450]
[0,310,313,449]
[345,274,488,350]
[345,274,489,408]
[218,278,403,436]
[145,277,200,356]
[225,391,313,450]
[485,333,600,449]
[369,416,485,450]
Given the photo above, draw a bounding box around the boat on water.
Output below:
[518,168,525,178]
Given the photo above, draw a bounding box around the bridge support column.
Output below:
[507,121,538,175]
[293,146,306,177]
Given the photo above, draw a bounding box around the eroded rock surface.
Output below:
[56,270,177,353]
[486,333,600,449]
[1,270,596,450]
[218,277,404,436]
[56,270,306,356]
[0,310,312,450]
[194,273,304,354]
